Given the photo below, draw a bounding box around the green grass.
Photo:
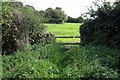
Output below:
[44,23,82,43]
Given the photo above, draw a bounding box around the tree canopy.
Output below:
[44,7,67,24]
[67,16,84,23]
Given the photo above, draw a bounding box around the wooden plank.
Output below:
[56,43,81,45]
[55,36,80,38]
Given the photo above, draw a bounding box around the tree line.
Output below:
[39,7,84,24]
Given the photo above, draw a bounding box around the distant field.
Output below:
[44,23,82,43]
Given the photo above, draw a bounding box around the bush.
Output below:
[29,31,56,45]
[2,2,51,55]
[2,2,26,55]
[80,1,120,49]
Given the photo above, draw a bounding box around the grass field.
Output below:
[44,23,82,43]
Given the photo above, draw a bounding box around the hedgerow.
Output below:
[80,1,120,49]
[2,2,55,55]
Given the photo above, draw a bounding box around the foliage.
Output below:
[44,7,67,24]
[67,16,84,23]
[2,44,63,78]
[80,1,120,49]
[2,44,120,78]
[29,32,56,45]
[2,2,22,55]
[2,2,55,55]
[78,16,84,23]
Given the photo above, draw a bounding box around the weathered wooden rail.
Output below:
[55,36,81,45]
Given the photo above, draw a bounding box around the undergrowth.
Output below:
[2,44,120,78]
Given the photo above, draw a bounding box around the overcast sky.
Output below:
[16,0,115,18]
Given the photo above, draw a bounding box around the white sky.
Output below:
[16,0,115,18]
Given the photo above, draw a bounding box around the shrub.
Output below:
[29,31,55,45]
[2,2,52,55]
[2,2,26,55]
[80,1,120,49]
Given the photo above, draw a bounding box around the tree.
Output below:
[67,16,84,23]
[77,16,84,23]
[25,5,35,11]
[44,7,67,23]
[56,7,62,10]
[44,7,55,19]
[67,16,78,23]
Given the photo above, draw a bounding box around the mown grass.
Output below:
[2,44,120,78]
[44,23,82,43]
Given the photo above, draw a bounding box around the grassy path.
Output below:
[44,23,82,43]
